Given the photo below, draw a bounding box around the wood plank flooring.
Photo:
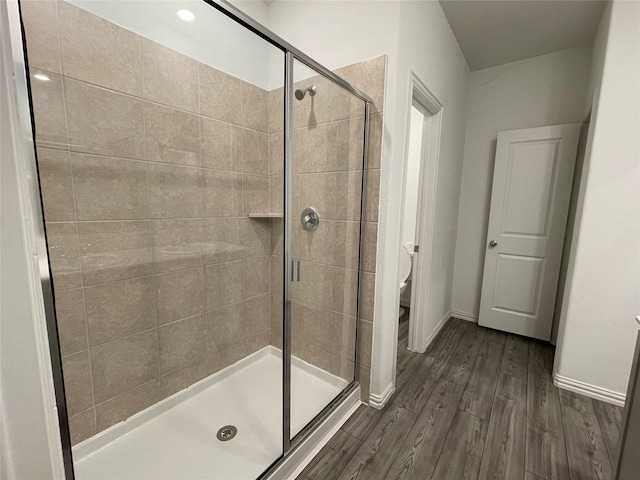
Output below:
[298,317,624,480]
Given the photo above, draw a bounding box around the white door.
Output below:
[478,124,580,340]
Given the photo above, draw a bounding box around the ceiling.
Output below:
[439,0,606,71]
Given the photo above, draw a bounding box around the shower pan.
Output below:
[11,0,371,478]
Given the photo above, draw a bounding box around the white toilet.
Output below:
[398,244,414,317]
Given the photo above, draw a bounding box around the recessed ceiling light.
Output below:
[177,9,195,22]
[34,73,50,81]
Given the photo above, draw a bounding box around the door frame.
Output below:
[401,71,443,353]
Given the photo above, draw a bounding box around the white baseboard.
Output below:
[422,310,451,349]
[553,372,626,407]
[450,310,478,323]
[368,381,395,410]
[409,310,451,354]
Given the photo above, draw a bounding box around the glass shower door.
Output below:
[20,0,286,478]
[287,58,367,439]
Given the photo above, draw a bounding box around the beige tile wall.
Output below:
[23,0,385,445]
[268,57,385,402]
[22,1,278,445]
[335,57,384,403]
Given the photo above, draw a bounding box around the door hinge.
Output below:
[414,245,420,253]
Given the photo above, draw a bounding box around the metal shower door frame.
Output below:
[6,0,75,478]
[280,52,372,457]
[205,0,373,466]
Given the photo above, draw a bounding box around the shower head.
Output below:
[294,85,317,100]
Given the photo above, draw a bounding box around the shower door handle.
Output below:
[291,260,301,282]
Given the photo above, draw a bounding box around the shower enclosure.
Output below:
[13,0,370,478]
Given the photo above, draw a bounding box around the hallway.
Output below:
[299,318,623,480]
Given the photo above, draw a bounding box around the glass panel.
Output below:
[289,58,366,437]
[21,0,284,477]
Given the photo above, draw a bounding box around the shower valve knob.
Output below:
[301,207,320,231]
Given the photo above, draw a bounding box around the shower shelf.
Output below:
[248,213,283,219]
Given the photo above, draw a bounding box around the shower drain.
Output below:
[217,425,237,441]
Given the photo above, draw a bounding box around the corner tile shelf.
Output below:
[247,213,283,219]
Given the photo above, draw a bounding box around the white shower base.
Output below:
[73,347,349,480]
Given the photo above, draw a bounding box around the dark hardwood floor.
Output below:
[298,317,623,480]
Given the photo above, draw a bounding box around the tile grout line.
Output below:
[29,52,378,136]
[34,64,270,135]
[56,4,99,434]
[58,254,273,289]
[39,121,372,175]
[139,46,165,398]
[37,143,270,174]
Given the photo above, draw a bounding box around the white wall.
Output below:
[0,1,64,477]
[553,119,590,344]
[554,0,640,403]
[70,0,275,89]
[586,0,611,110]
[392,1,469,357]
[266,1,400,72]
[266,0,469,402]
[451,46,593,320]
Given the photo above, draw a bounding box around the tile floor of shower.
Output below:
[73,347,348,480]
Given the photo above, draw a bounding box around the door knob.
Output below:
[489,240,498,248]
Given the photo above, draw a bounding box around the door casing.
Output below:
[400,72,444,354]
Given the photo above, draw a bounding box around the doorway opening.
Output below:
[399,104,425,322]
[398,72,443,355]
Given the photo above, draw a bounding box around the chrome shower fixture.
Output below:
[294,85,317,100]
